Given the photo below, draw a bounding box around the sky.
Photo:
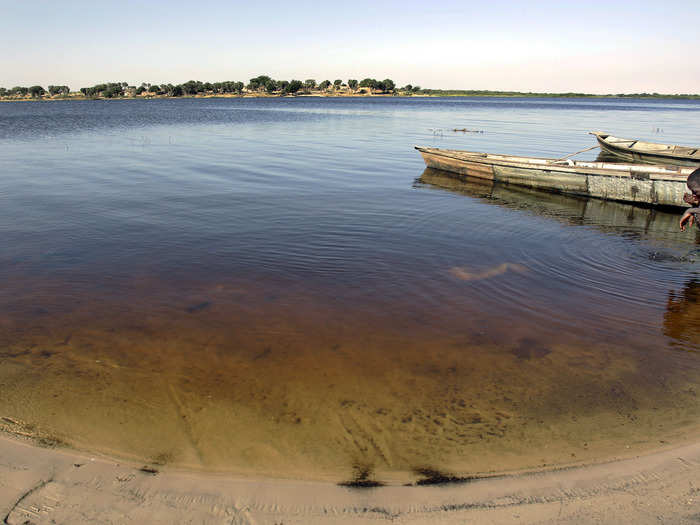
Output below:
[1,0,699,94]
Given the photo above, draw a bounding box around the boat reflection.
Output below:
[417,167,693,244]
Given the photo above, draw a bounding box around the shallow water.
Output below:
[1,97,700,481]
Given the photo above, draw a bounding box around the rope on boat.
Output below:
[556,145,599,162]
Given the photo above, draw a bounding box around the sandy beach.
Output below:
[1,432,699,524]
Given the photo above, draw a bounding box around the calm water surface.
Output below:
[1,97,700,481]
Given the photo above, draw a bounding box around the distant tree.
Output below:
[28,85,46,97]
[182,80,203,95]
[381,78,395,92]
[264,79,278,93]
[359,78,376,89]
[401,84,413,92]
[333,79,342,89]
[47,85,70,96]
[286,79,303,94]
[412,85,421,93]
[304,79,316,90]
[248,75,272,91]
[347,79,358,90]
[203,82,213,92]
[220,81,243,94]
[0,88,7,97]
[319,79,331,90]
[136,86,146,95]
[171,85,184,96]
[103,84,123,98]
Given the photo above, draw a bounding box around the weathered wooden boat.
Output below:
[415,146,694,208]
[590,132,700,166]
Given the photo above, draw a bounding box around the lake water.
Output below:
[1,97,700,482]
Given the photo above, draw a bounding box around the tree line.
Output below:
[3,82,698,100]
[0,85,70,98]
[1,76,423,99]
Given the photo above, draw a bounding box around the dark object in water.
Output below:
[413,467,478,486]
[511,338,551,360]
[185,301,211,313]
[338,479,384,488]
[338,464,384,488]
[252,347,271,361]
[591,132,700,167]
[648,249,700,263]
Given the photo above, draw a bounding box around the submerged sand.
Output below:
[1,271,700,483]
[1,432,699,524]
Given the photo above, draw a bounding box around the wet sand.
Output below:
[2,432,699,524]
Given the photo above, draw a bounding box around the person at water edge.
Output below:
[680,167,700,231]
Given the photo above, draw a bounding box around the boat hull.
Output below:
[591,132,700,167]
[416,147,691,208]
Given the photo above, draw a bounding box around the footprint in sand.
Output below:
[449,263,528,281]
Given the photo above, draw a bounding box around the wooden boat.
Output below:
[590,132,700,167]
[415,146,694,208]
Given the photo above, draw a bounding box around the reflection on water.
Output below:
[1,98,700,482]
[665,280,700,352]
[418,167,700,248]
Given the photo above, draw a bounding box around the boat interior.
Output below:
[593,132,699,157]
[419,147,693,176]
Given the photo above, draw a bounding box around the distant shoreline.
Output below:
[3,91,700,102]
[4,75,698,101]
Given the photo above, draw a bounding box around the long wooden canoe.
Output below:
[415,146,694,208]
[590,132,700,166]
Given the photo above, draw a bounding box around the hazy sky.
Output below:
[2,0,699,93]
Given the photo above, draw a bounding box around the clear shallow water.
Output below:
[1,97,700,481]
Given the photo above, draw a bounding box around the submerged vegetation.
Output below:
[1,77,698,100]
